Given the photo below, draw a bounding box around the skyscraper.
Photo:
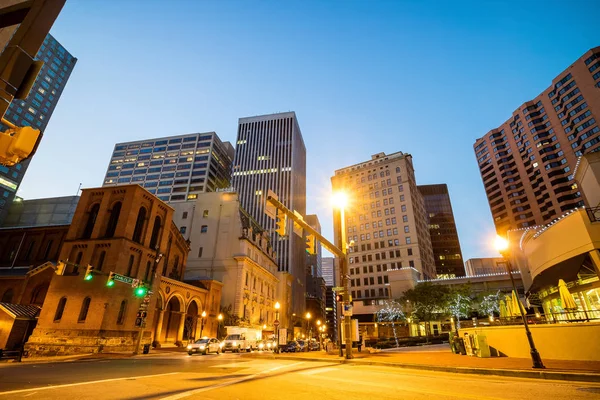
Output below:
[331,152,436,305]
[103,132,234,201]
[474,47,600,233]
[418,184,465,277]
[0,34,77,225]
[231,112,307,316]
[321,257,336,286]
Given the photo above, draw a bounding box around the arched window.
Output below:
[105,202,122,238]
[173,255,179,273]
[43,239,53,259]
[117,300,127,325]
[132,207,147,244]
[97,251,106,272]
[396,167,401,173]
[149,216,162,250]
[82,204,100,239]
[78,297,91,322]
[126,255,134,277]
[1,288,14,303]
[30,284,48,305]
[24,240,36,261]
[144,261,151,281]
[54,297,67,321]
[74,251,83,274]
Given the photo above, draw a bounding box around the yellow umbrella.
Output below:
[499,300,508,318]
[558,279,577,310]
[511,290,525,317]
[505,295,513,317]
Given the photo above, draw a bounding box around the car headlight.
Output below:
[187,345,192,350]
[199,345,205,350]
[219,342,224,347]
[233,341,237,346]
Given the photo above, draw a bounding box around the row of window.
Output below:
[53,296,127,325]
[351,287,390,299]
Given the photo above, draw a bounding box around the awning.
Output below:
[528,253,588,294]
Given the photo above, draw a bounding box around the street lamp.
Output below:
[200,310,207,338]
[274,301,281,353]
[217,313,223,340]
[332,191,353,359]
[305,312,312,352]
[317,320,322,351]
[495,235,545,369]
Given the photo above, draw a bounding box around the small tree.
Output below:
[478,290,500,317]
[446,285,472,332]
[400,282,449,341]
[375,300,406,347]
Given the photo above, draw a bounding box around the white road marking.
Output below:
[21,392,37,397]
[298,367,337,375]
[0,372,180,396]
[160,362,307,400]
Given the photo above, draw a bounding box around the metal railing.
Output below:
[460,310,600,328]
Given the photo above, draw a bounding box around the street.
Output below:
[1,352,599,399]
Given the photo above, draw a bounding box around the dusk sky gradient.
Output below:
[17,0,600,262]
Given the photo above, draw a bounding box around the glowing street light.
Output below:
[494,235,544,369]
[200,311,207,338]
[274,301,281,353]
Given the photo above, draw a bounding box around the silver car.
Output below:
[187,338,222,355]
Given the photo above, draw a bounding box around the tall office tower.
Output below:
[321,257,335,286]
[305,214,322,277]
[231,112,307,316]
[418,184,465,278]
[103,132,234,201]
[0,34,77,225]
[474,47,600,233]
[332,152,436,304]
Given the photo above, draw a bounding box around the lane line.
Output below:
[21,392,37,397]
[160,362,307,400]
[0,372,180,396]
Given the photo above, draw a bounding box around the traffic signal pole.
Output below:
[266,196,352,359]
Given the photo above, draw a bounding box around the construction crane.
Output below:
[0,0,66,166]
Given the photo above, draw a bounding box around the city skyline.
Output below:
[11,1,600,263]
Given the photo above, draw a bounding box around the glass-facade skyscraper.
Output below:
[103,132,234,201]
[0,34,77,225]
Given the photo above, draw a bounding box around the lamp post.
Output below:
[274,301,281,353]
[199,310,207,338]
[332,192,353,359]
[494,235,545,369]
[317,319,322,350]
[305,312,311,352]
[217,313,223,340]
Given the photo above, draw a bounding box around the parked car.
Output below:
[187,338,222,355]
[280,340,300,353]
[309,340,320,351]
[296,340,307,351]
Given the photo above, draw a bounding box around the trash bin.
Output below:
[143,344,150,354]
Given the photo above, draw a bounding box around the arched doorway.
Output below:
[160,296,183,344]
[184,301,199,342]
[30,284,49,306]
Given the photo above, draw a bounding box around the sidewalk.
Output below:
[241,344,600,382]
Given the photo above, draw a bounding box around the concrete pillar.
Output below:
[588,250,600,277]
[154,309,165,343]
[176,312,186,343]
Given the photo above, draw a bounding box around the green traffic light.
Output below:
[107,280,115,287]
[135,287,147,297]
[85,274,93,281]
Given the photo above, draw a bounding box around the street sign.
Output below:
[343,304,353,317]
[332,286,344,292]
[274,320,280,327]
[113,273,134,285]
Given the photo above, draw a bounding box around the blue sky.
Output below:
[18,0,600,261]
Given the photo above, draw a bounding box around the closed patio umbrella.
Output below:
[558,279,577,310]
[505,295,513,317]
[511,290,525,317]
[499,300,508,318]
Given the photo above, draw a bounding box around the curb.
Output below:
[240,353,600,383]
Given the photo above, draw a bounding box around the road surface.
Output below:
[0,352,598,399]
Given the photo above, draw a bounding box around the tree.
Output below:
[446,285,472,332]
[375,300,406,347]
[400,282,449,340]
[477,290,501,317]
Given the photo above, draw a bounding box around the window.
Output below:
[407,248,413,256]
[105,201,122,237]
[43,239,54,259]
[198,247,203,257]
[404,226,410,233]
[144,261,151,281]
[54,297,67,322]
[203,210,209,218]
[182,211,188,219]
[180,226,187,234]
[74,252,83,274]
[405,237,411,244]
[127,255,134,277]
[78,297,91,322]
[201,225,208,233]
[149,216,162,249]
[82,203,100,239]
[97,251,106,271]
[117,300,127,325]
[132,207,147,243]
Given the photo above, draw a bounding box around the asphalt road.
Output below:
[1,352,599,399]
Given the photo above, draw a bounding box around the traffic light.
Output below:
[0,126,42,167]
[306,234,316,255]
[135,285,148,297]
[336,293,343,302]
[275,212,287,236]
[55,261,66,275]
[107,272,115,287]
[84,265,94,281]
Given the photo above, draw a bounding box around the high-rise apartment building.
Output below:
[231,112,307,316]
[305,214,322,278]
[0,34,76,225]
[418,184,465,277]
[331,152,436,305]
[103,132,234,201]
[321,257,336,286]
[474,47,600,233]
